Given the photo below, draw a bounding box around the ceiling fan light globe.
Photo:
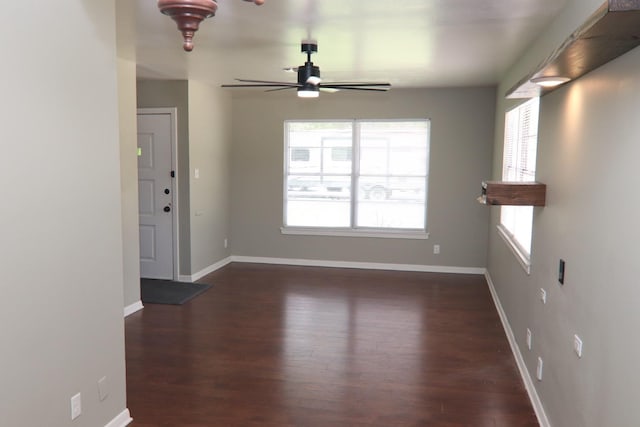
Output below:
[297,89,319,98]
[306,76,322,85]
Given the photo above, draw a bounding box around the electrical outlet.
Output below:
[540,288,547,304]
[526,328,532,350]
[536,357,544,381]
[224,238,228,249]
[194,168,200,179]
[98,376,109,401]
[573,334,583,358]
[433,244,440,254]
[70,393,82,420]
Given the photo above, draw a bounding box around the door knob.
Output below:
[164,188,170,194]
[164,206,171,212]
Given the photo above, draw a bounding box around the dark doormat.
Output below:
[141,278,211,305]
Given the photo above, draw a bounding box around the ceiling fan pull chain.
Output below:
[158,0,265,52]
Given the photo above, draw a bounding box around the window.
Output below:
[499,97,540,269]
[284,120,430,238]
[291,148,310,162]
[331,146,352,162]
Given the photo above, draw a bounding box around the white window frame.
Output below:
[282,119,430,239]
[498,97,540,274]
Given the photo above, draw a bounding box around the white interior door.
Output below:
[137,113,174,279]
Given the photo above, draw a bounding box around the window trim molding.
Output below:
[281,226,429,240]
[497,224,531,275]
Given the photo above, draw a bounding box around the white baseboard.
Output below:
[178,256,484,282]
[182,256,233,282]
[104,409,132,427]
[484,271,550,427]
[123,301,143,317]
[230,256,485,275]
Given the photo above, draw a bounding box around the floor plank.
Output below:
[126,263,538,426]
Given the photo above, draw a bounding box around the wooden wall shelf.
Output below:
[507,0,640,99]
[478,181,546,206]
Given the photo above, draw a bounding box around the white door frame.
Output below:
[137,107,180,280]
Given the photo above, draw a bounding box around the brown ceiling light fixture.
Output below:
[158,0,265,52]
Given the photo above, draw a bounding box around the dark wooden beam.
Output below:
[507,0,640,98]
[478,181,546,206]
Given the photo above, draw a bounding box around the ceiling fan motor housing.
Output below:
[298,62,320,83]
[297,61,320,95]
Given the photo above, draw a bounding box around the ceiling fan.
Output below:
[221,42,391,98]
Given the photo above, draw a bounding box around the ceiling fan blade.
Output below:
[322,83,391,88]
[221,84,299,88]
[265,86,298,92]
[321,86,390,92]
[319,87,340,93]
[235,78,300,85]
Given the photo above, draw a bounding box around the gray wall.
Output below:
[0,0,128,425]
[187,81,233,274]
[118,57,141,308]
[117,0,140,309]
[488,0,640,425]
[137,80,192,274]
[230,88,495,267]
[137,79,233,278]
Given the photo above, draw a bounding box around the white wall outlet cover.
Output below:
[536,357,544,381]
[98,376,109,401]
[433,244,440,254]
[194,168,200,179]
[574,334,583,358]
[71,392,82,420]
[540,288,547,304]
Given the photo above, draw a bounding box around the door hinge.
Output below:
[170,170,175,178]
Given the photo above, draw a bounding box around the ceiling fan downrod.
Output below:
[299,42,320,86]
[158,0,266,52]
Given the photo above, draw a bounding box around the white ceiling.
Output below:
[132,0,568,88]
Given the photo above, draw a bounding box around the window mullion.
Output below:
[351,120,359,228]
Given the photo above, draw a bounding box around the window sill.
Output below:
[281,227,429,240]
[496,224,531,275]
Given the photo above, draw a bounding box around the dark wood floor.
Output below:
[125,263,538,426]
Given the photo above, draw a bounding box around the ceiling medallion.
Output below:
[158,0,265,52]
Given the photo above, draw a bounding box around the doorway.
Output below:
[137,108,179,280]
